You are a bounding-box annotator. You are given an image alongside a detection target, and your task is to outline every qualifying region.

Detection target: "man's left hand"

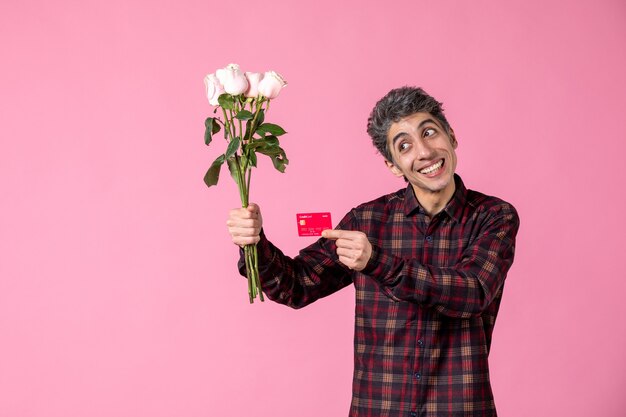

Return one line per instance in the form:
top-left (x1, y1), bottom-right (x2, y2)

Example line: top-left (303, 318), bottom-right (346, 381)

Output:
top-left (322, 229), bottom-right (372, 271)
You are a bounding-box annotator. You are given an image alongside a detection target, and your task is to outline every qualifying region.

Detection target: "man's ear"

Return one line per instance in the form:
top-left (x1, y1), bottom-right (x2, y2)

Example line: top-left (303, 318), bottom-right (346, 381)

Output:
top-left (385, 159), bottom-right (404, 178)
top-left (449, 129), bottom-right (458, 149)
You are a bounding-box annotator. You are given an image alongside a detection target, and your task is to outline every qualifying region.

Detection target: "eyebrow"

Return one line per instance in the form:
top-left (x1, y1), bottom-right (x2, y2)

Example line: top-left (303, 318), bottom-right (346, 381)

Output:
top-left (391, 118), bottom-right (438, 146)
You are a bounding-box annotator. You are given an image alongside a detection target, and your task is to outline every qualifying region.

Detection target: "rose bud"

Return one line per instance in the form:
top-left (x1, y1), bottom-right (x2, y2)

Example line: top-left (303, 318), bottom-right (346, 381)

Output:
top-left (204, 73), bottom-right (225, 106)
top-left (244, 72), bottom-right (264, 98)
top-left (257, 71), bottom-right (287, 99)
top-left (215, 63), bottom-right (249, 96)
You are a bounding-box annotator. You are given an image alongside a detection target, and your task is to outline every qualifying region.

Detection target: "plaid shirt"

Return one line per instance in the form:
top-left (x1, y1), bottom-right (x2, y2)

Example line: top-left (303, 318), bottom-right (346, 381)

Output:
top-left (245, 175), bottom-right (519, 417)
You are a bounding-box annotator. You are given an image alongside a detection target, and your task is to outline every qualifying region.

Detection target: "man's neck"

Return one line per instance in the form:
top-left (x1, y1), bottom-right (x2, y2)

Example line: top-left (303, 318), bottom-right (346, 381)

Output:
top-left (413, 183), bottom-right (456, 218)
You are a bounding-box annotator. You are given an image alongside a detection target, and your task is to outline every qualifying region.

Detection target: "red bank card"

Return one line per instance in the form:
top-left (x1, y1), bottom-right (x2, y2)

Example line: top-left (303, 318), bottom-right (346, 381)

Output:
top-left (296, 212), bottom-right (332, 237)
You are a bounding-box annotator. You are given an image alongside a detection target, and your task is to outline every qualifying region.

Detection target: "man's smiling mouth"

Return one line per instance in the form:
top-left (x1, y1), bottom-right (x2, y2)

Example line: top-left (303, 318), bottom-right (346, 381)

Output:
top-left (419, 159), bottom-right (444, 174)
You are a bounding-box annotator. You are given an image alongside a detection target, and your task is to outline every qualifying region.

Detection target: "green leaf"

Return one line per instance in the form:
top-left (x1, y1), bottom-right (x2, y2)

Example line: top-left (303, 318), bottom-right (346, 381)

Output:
top-left (247, 149), bottom-right (257, 167)
top-left (217, 94), bottom-right (235, 110)
top-left (247, 136), bottom-right (278, 150)
top-left (246, 140), bottom-right (261, 149)
top-left (225, 137), bottom-right (241, 159)
top-left (256, 108), bottom-right (265, 126)
top-left (256, 123), bottom-right (286, 137)
top-left (260, 146), bottom-right (289, 173)
top-left (244, 109), bottom-right (265, 140)
top-left (239, 142), bottom-right (258, 169)
top-left (240, 153), bottom-right (251, 171)
top-left (257, 145), bottom-right (281, 156)
top-left (264, 135), bottom-right (279, 147)
top-left (244, 119), bottom-right (252, 141)
top-left (204, 117), bottom-right (221, 146)
top-left (226, 157), bottom-right (242, 184)
top-left (270, 153), bottom-right (288, 173)
top-left (256, 137), bottom-right (282, 156)
top-left (235, 110), bottom-right (254, 121)
top-left (203, 154), bottom-right (225, 188)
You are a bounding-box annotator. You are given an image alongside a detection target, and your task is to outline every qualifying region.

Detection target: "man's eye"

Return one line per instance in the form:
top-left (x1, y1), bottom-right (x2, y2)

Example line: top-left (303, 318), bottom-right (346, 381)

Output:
top-left (424, 128), bottom-right (436, 138)
top-left (399, 142), bottom-right (410, 152)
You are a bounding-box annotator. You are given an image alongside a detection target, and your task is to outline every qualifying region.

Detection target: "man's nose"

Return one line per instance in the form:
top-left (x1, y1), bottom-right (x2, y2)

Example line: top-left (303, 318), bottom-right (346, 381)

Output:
top-left (414, 138), bottom-right (435, 159)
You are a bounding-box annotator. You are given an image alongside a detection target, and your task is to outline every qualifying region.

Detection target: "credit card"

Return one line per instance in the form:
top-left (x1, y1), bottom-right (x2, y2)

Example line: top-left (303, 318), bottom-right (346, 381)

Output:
top-left (296, 212), bottom-right (332, 236)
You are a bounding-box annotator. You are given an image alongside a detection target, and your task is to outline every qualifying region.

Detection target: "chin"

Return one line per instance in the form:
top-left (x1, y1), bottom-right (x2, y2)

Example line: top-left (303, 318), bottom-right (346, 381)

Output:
top-left (420, 175), bottom-right (453, 193)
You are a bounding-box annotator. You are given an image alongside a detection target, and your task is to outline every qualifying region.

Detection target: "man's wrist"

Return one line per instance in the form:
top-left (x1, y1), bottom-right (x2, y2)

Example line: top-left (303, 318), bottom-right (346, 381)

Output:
top-left (361, 244), bottom-right (382, 275)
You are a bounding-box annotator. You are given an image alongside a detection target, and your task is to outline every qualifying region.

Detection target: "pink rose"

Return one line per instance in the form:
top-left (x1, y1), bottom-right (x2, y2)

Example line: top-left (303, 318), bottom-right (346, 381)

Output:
top-left (215, 63), bottom-right (249, 96)
top-left (204, 73), bottom-right (225, 106)
top-left (244, 72), bottom-right (264, 98)
top-left (257, 71), bottom-right (287, 99)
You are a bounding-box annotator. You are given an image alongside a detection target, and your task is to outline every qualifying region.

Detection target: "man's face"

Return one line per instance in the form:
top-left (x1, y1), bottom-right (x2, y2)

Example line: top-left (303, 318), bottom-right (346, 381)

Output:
top-left (385, 112), bottom-right (458, 202)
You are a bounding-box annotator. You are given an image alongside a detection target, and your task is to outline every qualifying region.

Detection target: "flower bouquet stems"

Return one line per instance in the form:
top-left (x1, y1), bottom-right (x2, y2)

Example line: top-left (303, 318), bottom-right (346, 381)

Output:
top-left (203, 64), bottom-right (288, 303)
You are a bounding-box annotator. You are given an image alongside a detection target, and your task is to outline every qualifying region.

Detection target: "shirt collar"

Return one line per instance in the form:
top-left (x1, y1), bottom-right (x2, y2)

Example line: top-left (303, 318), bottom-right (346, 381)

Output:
top-left (404, 174), bottom-right (468, 222)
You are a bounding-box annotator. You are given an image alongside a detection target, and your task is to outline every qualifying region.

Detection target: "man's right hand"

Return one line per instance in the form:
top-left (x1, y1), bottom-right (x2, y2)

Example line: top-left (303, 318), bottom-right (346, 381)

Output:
top-left (226, 203), bottom-right (263, 247)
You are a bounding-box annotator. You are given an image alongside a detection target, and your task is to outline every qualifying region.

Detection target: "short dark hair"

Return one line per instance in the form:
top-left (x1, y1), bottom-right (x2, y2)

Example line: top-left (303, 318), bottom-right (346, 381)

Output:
top-left (367, 86), bottom-right (451, 162)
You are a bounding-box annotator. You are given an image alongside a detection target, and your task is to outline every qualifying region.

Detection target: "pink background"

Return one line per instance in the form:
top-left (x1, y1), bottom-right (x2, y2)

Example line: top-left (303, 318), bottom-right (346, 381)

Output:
top-left (1, 0), bottom-right (625, 416)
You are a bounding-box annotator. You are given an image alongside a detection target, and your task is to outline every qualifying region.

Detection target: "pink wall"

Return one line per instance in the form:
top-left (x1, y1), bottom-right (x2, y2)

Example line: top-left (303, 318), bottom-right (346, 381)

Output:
top-left (1, 0), bottom-right (625, 416)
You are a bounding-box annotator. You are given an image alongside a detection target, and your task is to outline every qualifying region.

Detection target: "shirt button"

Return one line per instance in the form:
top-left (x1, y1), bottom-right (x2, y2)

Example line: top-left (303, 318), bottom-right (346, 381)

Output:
top-left (417, 339), bottom-right (423, 346)
top-left (425, 236), bottom-right (432, 242)
top-left (414, 372), bottom-right (421, 380)
top-left (410, 412), bottom-right (417, 417)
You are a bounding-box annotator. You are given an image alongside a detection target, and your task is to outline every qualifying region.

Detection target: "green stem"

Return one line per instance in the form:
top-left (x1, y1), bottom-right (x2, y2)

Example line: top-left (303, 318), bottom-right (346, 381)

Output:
top-left (236, 99), bottom-right (244, 144)
top-left (228, 107), bottom-right (237, 139)
top-left (234, 154), bottom-right (247, 206)
top-left (245, 246), bottom-right (254, 303)
top-left (254, 246), bottom-right (263, 301)
top-left (246, 168), bottom-right (252, 202)
top-left (246, 99), bottom-right (265, 142)
top-left (221, 107), bottom-right (235, 142)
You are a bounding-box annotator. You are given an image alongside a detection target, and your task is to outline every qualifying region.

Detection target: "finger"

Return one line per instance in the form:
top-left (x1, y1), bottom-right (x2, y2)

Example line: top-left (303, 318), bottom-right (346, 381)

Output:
top-left (337, 255), bottom-right (354, 270)
top-left (246, 203), bottom-right (261, 215)
top-left (226, 217), bottom-right (260, 228)
top-left (228, 226), bottom-right (261, 237)
top-left (229, 208), bottom-right (257, 221)
top-left (232, 235), bottom-right (261, 246)
top-left (335, 247), bottom-right (354, 258)
top-left (334, 238), bottom-right (363, 250)
top-left (322, 229), bottom-right (359, 240)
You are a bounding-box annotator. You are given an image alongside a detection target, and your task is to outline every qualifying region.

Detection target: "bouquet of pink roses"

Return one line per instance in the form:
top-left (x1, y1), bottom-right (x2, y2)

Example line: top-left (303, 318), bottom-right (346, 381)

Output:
top-left (203, 63), bottom-right (288, 303)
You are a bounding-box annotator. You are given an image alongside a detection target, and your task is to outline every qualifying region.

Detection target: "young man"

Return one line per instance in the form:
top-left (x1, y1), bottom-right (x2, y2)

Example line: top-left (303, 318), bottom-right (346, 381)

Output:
top-left (226, 87), bottom-right (520, 417)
